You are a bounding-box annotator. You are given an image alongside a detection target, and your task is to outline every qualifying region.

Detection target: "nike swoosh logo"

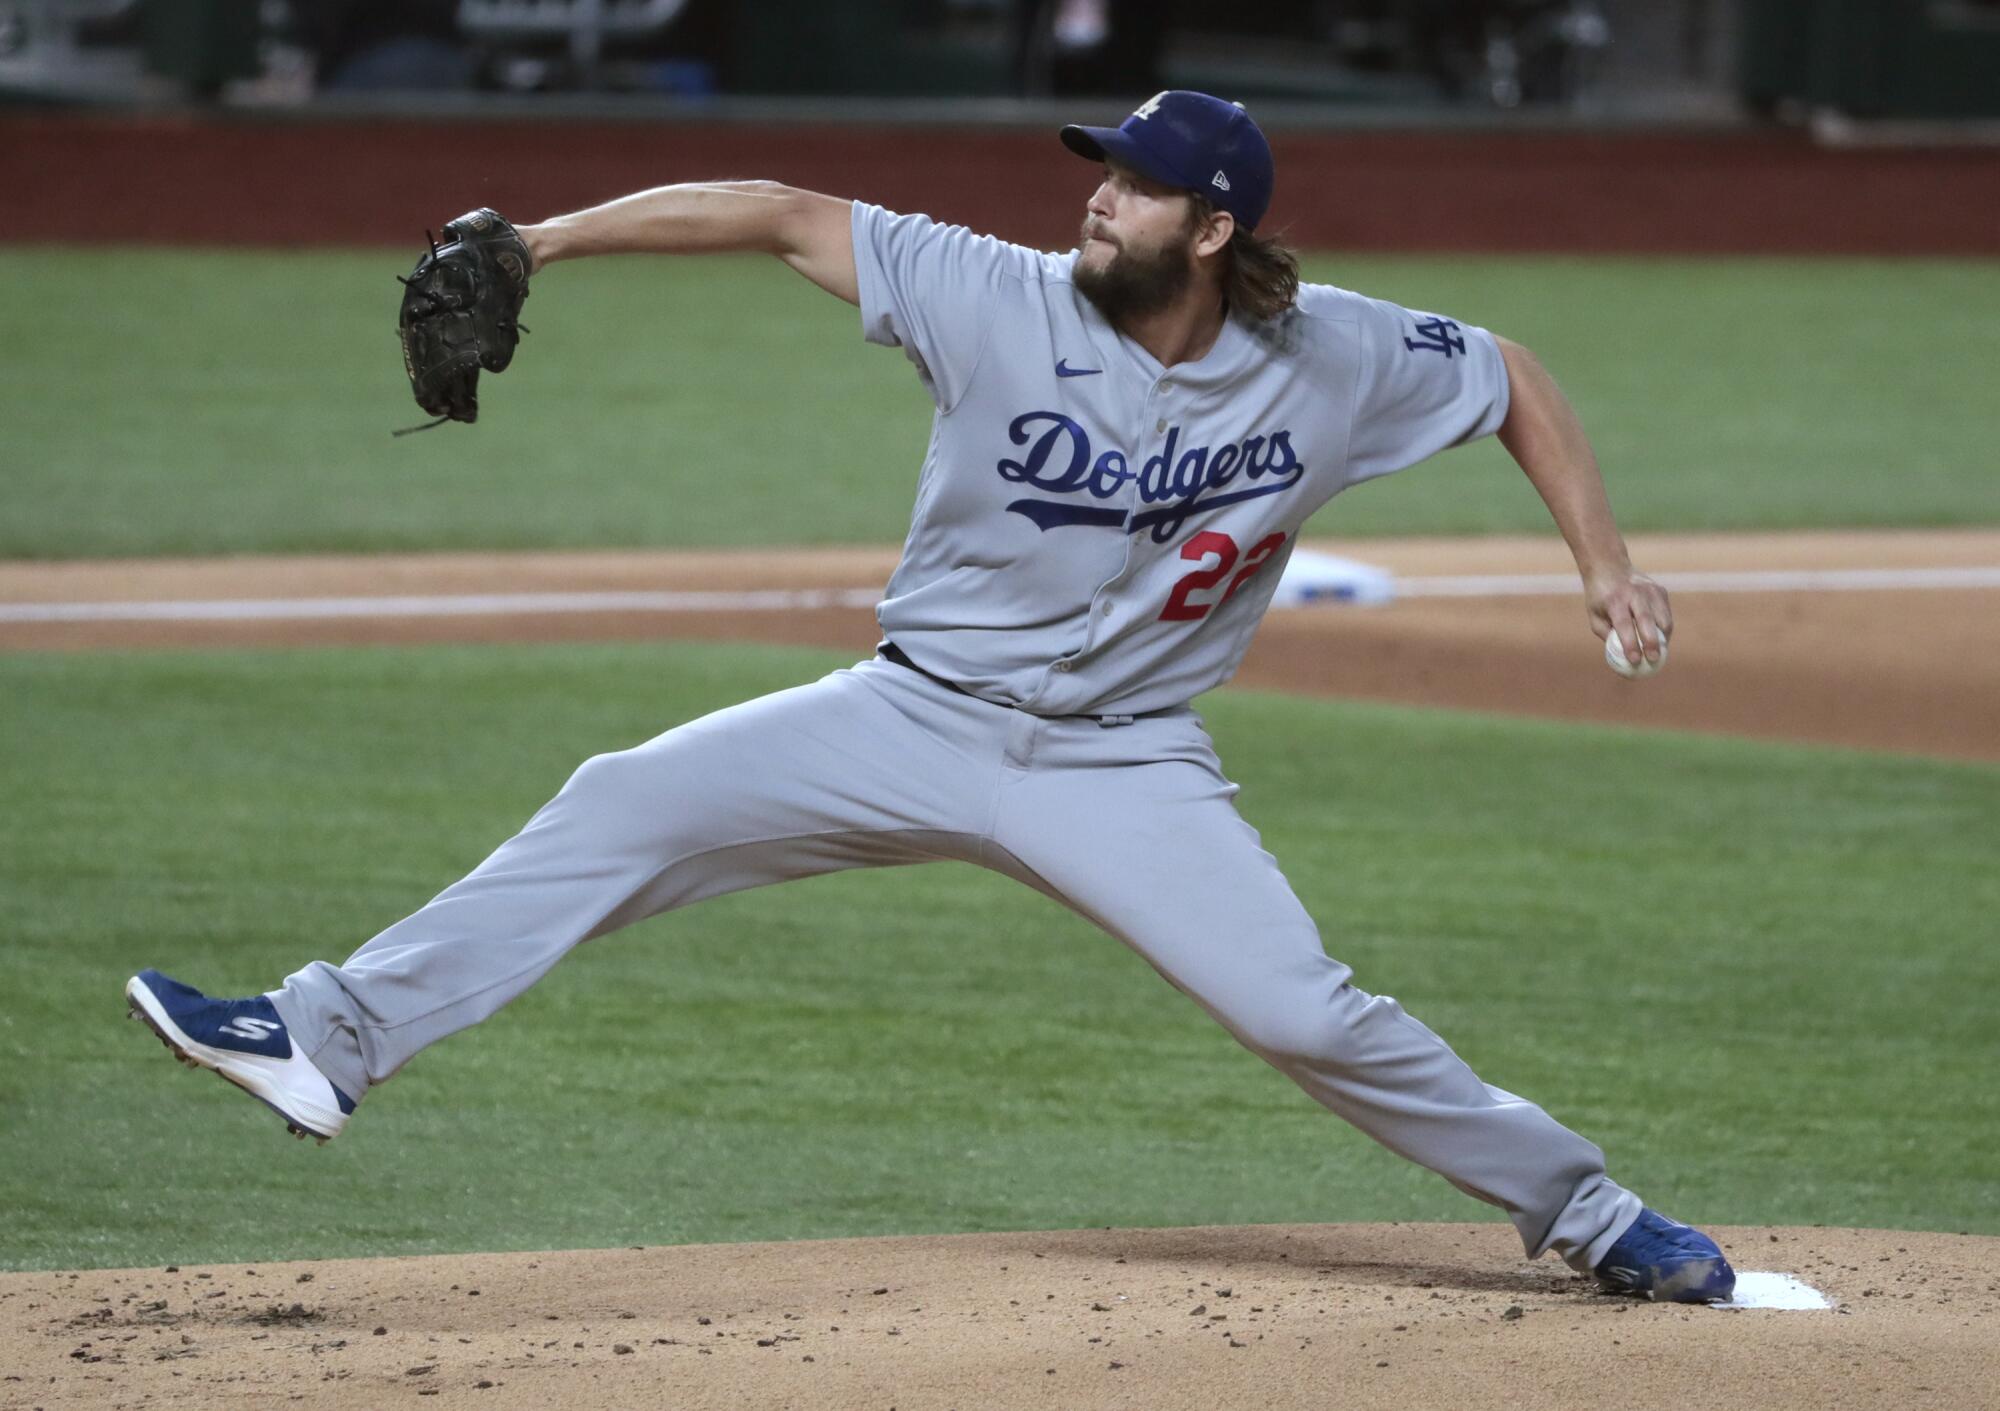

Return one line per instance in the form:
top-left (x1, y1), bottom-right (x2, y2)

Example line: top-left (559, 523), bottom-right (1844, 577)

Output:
top-left (1055, 360), bottom-right (1102, 378)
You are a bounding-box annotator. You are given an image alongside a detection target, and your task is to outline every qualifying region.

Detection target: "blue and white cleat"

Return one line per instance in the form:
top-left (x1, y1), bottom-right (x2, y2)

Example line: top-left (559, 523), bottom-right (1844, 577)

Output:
top-left (125, 969), bottom-right (356, 1144)
top-left (1594, 1208), bottom-right (1736, 1303)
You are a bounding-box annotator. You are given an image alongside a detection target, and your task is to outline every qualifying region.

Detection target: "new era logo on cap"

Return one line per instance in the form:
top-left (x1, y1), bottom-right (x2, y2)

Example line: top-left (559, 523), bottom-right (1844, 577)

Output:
top-left (1058, 89), bottom-right (1275, 232)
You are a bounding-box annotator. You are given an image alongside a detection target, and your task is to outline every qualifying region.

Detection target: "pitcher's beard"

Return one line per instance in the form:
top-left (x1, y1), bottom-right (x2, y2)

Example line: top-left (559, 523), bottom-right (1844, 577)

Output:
top-left (1073, 227), bottom-right (1196, 323)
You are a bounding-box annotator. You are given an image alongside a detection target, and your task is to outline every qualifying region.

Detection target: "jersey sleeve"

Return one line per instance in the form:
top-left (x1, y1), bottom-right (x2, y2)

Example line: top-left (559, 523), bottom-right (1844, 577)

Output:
top-left (851, 201), bottom-right (1022, 412)
top-left (1343, 295), bottom-right (1512, 484)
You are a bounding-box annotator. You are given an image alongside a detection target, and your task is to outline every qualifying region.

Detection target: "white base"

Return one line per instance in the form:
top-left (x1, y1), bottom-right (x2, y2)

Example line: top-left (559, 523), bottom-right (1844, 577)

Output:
top-left (1270, 549), bottom-right (1395, 607)
top-left (1710, 1271), bottom-right (1832, 1310)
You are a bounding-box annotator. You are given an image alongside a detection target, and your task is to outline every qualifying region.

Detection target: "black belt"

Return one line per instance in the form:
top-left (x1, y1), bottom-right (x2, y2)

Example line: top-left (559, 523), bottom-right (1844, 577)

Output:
top-left (880, 641), bottom-right (971, 697)
top-left (877, 641), bottom-right (1139, 727)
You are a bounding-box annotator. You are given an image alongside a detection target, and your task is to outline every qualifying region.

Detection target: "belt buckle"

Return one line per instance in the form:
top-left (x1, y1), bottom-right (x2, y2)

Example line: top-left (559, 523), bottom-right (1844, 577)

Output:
top-left (1095, 714), bottom-right (1137, 728)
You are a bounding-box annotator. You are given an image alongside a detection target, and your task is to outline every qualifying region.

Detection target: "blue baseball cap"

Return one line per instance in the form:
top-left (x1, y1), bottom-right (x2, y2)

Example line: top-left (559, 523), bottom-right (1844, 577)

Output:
top-left (1060, 90), bottom-right (1275, 232)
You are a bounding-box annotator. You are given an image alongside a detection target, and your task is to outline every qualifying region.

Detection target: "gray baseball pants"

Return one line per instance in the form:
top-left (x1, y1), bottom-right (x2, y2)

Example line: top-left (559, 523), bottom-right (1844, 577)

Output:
top-left (272, 655), bottom-right (1640, 1271)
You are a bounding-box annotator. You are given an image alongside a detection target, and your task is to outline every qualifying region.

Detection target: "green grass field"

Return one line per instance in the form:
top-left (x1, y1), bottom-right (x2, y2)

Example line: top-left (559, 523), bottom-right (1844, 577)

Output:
top-left (3, 640), bottom-right (1994, 1272)
top-left (3, 243), bottom-right (1995, 1276)
top-left (1, 248), bottom-right (1994, 557)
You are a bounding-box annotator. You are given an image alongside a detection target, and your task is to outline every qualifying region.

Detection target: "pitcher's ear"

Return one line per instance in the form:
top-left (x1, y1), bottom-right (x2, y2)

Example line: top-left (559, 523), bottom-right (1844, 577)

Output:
top-left (1197, 208), bottom-right (1236, 258)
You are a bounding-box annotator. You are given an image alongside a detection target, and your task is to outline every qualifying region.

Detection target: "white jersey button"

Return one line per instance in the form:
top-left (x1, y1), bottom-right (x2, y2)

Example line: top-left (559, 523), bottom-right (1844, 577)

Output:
top-left (1100, 601), bottom-right (1113, 615)
top-left (1155, 418), bottom-right (1168, 433)
top-left (1054, 659), bottom-right (1073, 672)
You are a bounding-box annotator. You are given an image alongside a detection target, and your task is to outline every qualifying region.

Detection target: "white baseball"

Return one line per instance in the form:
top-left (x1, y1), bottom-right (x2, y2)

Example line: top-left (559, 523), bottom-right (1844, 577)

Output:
top-left (1604, 630), bottom-right (1667, 678)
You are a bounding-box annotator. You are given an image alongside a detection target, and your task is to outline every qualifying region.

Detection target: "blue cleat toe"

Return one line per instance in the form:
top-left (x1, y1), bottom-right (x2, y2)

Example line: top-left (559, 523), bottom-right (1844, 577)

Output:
top-left (1594, 1208), bottom-right (1736, 1303)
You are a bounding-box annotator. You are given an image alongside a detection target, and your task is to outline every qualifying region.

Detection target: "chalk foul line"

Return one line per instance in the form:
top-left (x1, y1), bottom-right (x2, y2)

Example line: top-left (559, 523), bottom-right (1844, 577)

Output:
top-left (1390, 566), bottom-right (2000, 597)
top-left (1, 567), bottom-right (1996, 625)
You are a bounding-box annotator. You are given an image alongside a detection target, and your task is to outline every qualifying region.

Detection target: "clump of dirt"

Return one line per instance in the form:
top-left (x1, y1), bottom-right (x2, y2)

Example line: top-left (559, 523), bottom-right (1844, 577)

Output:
top-left (247, 1301), bottom-right (322, 1326)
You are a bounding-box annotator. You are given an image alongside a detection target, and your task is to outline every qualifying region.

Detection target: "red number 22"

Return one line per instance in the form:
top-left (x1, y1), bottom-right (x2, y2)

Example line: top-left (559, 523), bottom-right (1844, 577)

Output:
top-left (1159, 531), bottom-right (1287, 622)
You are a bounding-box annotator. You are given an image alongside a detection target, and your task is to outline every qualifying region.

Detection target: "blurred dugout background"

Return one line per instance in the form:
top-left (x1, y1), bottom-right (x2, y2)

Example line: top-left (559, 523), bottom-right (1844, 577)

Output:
top-left (3, 0), bottom-right (1998, 126)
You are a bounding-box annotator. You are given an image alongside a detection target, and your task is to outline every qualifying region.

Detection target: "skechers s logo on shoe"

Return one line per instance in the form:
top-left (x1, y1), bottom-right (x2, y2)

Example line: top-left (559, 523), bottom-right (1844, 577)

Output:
top-left (219, 1017), bottom-right (281, 1041)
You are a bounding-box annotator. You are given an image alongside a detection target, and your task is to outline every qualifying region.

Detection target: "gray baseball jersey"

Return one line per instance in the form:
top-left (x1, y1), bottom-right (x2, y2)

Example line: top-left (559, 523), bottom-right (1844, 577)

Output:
top-left (271, 201), bottom-right (1641, 1275)
top-left (854, 201), bottom-right (1509, 714)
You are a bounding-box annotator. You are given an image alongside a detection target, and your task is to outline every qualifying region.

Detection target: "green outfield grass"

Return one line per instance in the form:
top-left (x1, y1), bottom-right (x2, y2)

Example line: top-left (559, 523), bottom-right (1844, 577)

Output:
top-left (1, 640), bottom-right (1994, 1272)
top-left (0, 248), bottom-right (1993, 558)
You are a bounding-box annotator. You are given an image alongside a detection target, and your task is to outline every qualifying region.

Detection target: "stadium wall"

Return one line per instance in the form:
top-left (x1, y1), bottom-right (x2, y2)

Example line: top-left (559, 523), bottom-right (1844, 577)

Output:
top-left (4, 113), bottom-right (1997, 254)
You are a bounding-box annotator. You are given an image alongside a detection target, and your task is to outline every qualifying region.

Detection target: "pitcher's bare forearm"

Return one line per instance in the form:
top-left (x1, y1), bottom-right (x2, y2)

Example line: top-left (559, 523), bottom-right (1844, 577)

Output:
top-left (518, 182), bottom-right (860, 303)
top-left (1495, 336), bottom-right (1630, 580)
top-left (1496, 336), bottom-right (1671, 661)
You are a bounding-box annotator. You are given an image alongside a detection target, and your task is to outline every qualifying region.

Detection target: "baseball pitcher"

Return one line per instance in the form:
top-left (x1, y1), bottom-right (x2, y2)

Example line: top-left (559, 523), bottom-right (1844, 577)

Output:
top-left (128, 92), bottom-right (1726, 1302)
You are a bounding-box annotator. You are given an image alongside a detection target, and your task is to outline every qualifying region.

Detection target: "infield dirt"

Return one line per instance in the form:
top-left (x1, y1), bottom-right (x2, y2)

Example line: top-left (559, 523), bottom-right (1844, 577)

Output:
top-left (6, 1223), bottom-right (1997, 1411)
top-left (4, 529), bottom-right (1996, 760)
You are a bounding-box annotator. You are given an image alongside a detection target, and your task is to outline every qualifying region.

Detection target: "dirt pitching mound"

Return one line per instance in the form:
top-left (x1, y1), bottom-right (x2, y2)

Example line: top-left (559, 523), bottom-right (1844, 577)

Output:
top-left (7, 1222), bottom-right (1994, 1411)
